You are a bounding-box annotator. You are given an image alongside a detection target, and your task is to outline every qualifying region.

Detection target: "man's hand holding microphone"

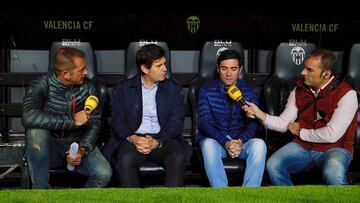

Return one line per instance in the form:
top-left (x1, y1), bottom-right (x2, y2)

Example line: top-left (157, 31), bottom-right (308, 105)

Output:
top-left (74, 95), bottom-right (99, 127)
top-left (242, 102), bottom-right (266, 122)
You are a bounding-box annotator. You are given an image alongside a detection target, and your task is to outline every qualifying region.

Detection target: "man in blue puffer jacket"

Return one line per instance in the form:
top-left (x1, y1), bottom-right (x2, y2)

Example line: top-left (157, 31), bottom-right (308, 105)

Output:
top-left (196, 49), bottom-right (266, 187)
top-left (22, 47), bottom-right (112, 189)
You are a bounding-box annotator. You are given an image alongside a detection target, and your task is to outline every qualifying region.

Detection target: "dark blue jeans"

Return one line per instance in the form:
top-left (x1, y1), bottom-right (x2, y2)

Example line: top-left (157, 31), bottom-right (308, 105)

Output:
top-left (266, 142), bottom-right (352, 185)
top-left (26, 128), bottom-right (112, 189)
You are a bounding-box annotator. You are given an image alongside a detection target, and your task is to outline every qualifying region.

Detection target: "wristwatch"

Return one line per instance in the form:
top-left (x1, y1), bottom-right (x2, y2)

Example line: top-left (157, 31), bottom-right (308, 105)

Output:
top-left (156, 139), bottom-right (163, 149)
top-left (78, 147), bottom-right (88, 158)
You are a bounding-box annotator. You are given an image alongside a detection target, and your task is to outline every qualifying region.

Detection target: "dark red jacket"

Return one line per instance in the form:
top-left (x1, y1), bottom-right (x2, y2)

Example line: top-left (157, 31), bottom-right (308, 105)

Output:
top-left (294, 78), bottom-right (357, 155)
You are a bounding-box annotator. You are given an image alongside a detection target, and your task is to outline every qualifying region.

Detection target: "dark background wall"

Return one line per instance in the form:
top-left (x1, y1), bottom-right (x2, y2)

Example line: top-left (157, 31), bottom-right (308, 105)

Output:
top-left (2, 4), bottom-right (360, 131)
top-left (2, 5), bottom-right (360, 48)
top-left (2, 5), bottom-right (360, 72)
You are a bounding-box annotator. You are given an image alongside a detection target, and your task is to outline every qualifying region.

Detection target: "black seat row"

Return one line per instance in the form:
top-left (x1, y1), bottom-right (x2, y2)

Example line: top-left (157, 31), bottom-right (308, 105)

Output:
top-left (20, 41), bottom-right (360, 188)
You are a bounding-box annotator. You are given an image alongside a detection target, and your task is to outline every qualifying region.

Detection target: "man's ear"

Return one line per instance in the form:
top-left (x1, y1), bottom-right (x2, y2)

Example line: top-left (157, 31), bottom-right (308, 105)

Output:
top-left (140, 64), bottom-right (149, 74)
top-left (62, 70), bottom-right (70, 80)
top-left (322, 70), bottom-right (331, 79)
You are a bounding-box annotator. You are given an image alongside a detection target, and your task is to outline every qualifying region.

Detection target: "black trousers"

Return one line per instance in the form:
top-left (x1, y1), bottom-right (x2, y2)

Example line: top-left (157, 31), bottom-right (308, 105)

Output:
top-left (115, 139), bottom-right (186, 187)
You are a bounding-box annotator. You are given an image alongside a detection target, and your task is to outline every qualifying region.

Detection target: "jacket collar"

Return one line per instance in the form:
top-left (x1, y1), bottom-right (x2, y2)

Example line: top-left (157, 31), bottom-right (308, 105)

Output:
top-left (296, 76), bottom-right (340, 96)
top-left (130, 74), bottom-right (166, 90)
top-left (216, 78), bottom-right (245, 93)
top-left (48, 68), bottom-right (83, 92)
top-left (48, 69), bottom-right (71, 90)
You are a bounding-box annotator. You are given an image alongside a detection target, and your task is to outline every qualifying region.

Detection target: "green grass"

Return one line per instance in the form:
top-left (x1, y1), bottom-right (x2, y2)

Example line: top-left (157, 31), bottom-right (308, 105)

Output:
top-left (1, 186), bottom-right (360, 202)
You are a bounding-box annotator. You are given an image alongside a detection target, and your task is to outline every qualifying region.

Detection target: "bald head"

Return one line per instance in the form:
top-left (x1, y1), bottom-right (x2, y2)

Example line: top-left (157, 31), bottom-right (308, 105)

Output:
top-left (53, 47), bottom-right (86, 75)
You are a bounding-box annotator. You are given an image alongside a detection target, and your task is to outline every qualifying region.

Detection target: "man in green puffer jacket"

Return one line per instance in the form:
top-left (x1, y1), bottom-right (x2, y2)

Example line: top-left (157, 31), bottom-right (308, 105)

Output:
top-left (22, 47), bottom-right (112, 189)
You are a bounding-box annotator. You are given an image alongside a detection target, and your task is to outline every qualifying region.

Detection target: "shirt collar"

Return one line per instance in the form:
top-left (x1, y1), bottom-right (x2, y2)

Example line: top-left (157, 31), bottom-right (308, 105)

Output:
top-left (310, 76), bottom-right (335, 95)
top-left (141, 75), bottom-right (158, 90)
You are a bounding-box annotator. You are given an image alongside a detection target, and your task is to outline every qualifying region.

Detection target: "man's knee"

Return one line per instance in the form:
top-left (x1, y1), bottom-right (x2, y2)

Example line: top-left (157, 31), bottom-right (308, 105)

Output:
top-left (323, 160), bottom-right (348, 185)
top-left (200, 138), bottom-right (220, 158)
top-left (116, 151), bottom-right (139, 170)
top-left (26, 129), bottom-right (50, 153)
top-left (87, 155), bottom-right (113, 187)
top-left (266, 155), bottom-right (281, 173)
top-left (166, 141), bottom-right (186, 166)
top-left (201, 139), bottom-right (218, 150)
top-left (95, 166), bottom-right (112, 183)
top-left (248, 138), bottom-right (267, 157)
top-left (168, 151), bottom-right (186, 166)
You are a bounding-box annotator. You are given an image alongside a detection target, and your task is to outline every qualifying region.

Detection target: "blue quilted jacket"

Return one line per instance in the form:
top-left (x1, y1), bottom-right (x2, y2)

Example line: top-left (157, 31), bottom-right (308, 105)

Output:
top-left (196, 79), bottom-right (261, 145)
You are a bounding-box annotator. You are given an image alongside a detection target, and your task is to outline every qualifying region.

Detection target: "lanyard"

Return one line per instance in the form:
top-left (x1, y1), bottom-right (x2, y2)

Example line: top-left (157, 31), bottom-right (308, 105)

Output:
top-left (72, 95), bottom-right (76, 118)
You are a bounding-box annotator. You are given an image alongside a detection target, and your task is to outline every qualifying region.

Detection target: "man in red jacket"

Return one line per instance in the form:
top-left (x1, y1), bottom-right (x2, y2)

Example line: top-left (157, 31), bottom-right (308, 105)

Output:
top-left (244, 49), bottom-right (358, 185)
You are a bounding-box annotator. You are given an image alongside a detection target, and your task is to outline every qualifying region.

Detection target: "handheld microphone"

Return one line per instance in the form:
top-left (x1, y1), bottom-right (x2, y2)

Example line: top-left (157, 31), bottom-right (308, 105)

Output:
top-left (84, 95), bottom-right (99, 113)
top-left (227, 85), bottom-right (247, 107)
top-left (67, 142), bottom-right (79, 171)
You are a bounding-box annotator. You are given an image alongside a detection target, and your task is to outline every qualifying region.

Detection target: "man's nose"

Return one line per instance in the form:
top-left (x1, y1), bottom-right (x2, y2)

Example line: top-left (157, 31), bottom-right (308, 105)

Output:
top-left (300, 68), bottom-right (306, 76)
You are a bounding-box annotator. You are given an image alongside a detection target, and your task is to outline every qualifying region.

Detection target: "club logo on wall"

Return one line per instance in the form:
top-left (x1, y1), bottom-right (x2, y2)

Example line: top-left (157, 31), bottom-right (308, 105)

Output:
top-left (290, 46), bottom-right (306, 66)
top-left (61, 39), bottom-right (81, 46)
top-left (214, 40), bottom-right (232, 47)
top-left (186, 16), bottom-right (200, 34)
top-left (216, 47), bottom-right (229, 57)
top-left (139, 40), bottom-right (158, 47)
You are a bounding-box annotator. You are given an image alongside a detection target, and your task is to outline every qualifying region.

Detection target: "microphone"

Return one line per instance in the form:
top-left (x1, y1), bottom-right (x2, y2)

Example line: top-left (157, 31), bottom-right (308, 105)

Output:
top-left (227, 85), bottom-right (247, 107)
top-left (84, 95), bottom-right (99, 113)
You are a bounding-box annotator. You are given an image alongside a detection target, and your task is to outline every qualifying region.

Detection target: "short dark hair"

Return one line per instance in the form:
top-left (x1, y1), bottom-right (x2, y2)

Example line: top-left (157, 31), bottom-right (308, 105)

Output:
top-left (306, 48), bottom-right (337, 75)
top-left (53, 47), bottom-right (85, 75)
top-left (136, 44), bottom-right (165, 75)
top-left (217, 49), bottom-right (243, 67)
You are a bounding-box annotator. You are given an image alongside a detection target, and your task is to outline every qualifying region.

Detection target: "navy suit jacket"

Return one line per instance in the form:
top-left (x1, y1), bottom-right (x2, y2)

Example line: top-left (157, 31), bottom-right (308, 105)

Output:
top-left (104, 75), bottom-right (192, 161)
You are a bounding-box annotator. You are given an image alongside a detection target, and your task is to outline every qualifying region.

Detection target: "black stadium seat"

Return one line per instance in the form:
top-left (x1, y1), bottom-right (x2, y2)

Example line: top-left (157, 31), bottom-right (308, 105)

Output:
top-left (262, 42), bottom-right (331, 185)
top-left (264, 42), bottom-right (316, 152)
top-left (50, 42), bottom-right (109, 102)
top-left (49, 42), bottom-right (110, 147)
top-left (107, 41), bottom-right (175, 179)
top-left (188, 41), bottom-right (248, 185)
top-left (23, 42), bottom-right (109, 188)
top-left (344, 44), bottom-right (360, 177)
top-left (264, 42), bottom-right (317, 116)
top-left (49, 42), bottom-right (97, 79)
top-left (124, 41), bottom-right (172, 79)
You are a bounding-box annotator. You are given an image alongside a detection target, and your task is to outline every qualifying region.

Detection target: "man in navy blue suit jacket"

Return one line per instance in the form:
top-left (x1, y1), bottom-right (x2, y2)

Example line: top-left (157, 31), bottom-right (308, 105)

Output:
top-left (105, 44), bottom-right (191, 187)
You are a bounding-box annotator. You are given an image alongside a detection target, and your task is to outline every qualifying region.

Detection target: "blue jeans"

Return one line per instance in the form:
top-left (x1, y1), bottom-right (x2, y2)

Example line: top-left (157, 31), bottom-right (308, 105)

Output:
top-left (200, 138), bottom-right (267, 187)
top-left (266, 141), bottom-right (353, 186)
top-left (26, 128), bottom-right (112, 189)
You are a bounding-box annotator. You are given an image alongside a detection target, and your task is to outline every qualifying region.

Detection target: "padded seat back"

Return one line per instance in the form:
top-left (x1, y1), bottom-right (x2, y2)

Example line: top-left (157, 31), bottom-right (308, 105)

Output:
top-left (188, 41), bottom-right (246, 176)
top-left (344, 44), bottom-right (360, 170)
top-left (264, 42), bottom-right (316, 116)
top-left (49, 42), bottom-right (97, 79)
top-left (125, 41), bottom-right (172, 79)
top-left (189, 41), bottom-right (246, 137)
